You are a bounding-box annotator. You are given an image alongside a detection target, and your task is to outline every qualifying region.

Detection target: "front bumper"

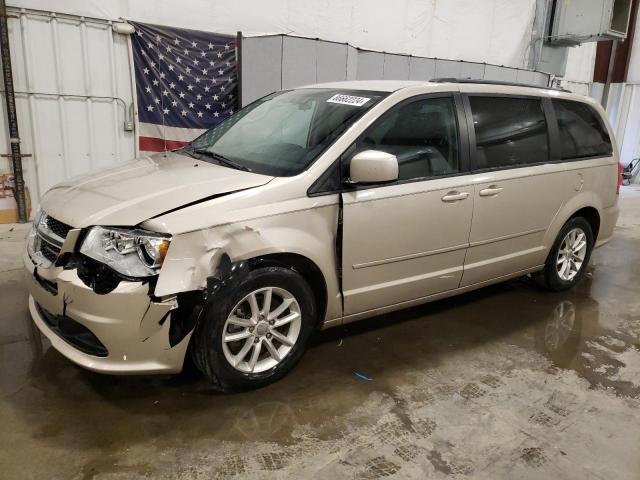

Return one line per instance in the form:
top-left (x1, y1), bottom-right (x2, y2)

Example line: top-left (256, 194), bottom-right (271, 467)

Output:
top-left (24, 249), bottom-right (191, 374)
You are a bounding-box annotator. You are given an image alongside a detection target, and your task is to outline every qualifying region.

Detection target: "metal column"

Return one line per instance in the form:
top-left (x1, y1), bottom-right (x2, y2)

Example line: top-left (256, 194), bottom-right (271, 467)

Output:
top-left (0, 0), bottom-right (27, 222)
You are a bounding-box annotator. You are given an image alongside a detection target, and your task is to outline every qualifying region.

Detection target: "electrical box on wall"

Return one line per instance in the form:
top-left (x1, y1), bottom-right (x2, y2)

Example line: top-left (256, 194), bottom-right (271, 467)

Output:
top-left (549, 0), bottom-right (632, 45)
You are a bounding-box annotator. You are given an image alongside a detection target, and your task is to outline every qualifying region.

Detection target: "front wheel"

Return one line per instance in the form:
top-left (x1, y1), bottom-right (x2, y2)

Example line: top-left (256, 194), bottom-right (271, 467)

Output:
top-left (191, 266), bottom-right (316, 392)
top-left (534, 217), bottom-right (594, 291)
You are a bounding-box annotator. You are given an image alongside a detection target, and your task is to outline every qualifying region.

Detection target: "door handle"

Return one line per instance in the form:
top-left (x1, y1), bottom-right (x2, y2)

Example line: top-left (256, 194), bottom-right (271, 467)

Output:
top-left (441, 191), bottom-right (470, 202)
top-left (479, 185), bottom-right (503, 197)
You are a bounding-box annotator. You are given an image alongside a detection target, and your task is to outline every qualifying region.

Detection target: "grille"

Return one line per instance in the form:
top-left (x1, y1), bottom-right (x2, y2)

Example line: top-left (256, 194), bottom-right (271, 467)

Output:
top-left (32, 213), bottom-right (73, 267)
top-left (40, 241), bottom-right (60, 262)
top-left (44, 215), bottom-right (72, 240)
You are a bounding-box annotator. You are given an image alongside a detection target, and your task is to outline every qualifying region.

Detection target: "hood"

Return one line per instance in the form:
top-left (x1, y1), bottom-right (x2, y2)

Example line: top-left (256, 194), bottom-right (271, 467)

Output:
top-left (39, 152), bottom-right (274, 227)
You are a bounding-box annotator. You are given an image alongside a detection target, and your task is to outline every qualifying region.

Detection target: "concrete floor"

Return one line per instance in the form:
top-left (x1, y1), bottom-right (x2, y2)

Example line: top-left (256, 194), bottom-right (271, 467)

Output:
top-left (1, 187), bottom-right (640, 480)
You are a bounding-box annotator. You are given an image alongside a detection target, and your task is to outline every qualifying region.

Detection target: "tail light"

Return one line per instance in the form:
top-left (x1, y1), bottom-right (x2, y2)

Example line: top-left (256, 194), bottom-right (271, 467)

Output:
top-left (617, 162), bottom-right (623, 194)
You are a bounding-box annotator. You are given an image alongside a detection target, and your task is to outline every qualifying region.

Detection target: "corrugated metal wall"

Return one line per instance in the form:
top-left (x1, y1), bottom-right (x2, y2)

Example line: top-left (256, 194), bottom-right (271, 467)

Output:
top-left (0, 8), bottom-right (135, 209)
top-left (240, 35), bottom-right (551, 106)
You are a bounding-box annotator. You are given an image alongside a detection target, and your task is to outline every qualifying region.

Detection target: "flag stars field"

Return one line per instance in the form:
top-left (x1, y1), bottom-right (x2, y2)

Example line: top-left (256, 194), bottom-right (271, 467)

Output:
top-left (132, 22), bottom-right (238, 151)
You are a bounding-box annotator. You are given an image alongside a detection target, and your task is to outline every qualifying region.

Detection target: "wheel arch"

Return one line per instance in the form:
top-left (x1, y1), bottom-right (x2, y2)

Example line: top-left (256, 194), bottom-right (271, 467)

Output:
top-left (245, 252), bottom-right (328, 326)
top-left (543, 192), bottom-right (603, 252)
top-left (568, 206), bottom-right (600, 241)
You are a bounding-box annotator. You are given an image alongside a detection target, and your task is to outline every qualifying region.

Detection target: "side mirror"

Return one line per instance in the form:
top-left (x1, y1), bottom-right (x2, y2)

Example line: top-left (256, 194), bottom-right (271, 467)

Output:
top-left (348, 150), bottom-right (399, 185)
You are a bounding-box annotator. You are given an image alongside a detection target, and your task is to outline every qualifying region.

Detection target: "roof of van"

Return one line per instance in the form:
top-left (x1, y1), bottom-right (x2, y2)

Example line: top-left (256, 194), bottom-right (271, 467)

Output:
top-left (298, 79), bottom-right (589, 102)
top-left (300, 80), bottom-right (429, 92)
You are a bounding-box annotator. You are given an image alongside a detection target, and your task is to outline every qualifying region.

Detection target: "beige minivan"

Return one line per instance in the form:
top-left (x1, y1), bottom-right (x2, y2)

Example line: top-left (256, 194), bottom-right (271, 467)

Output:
top-left (25, 79), bottom-right (620, 391)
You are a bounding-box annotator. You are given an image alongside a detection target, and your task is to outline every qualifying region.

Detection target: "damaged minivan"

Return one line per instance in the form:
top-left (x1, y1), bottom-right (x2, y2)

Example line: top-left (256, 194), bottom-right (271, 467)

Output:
top-left (25, 80), bottom-right (620, 391)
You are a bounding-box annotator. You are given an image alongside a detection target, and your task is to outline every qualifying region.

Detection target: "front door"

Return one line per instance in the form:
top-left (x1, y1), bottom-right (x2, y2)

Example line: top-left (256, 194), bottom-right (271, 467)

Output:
top-left (341, 94), bottom-right (474, 315)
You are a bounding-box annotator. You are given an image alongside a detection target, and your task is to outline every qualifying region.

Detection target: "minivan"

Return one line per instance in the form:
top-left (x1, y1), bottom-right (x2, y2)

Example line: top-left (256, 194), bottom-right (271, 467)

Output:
top-left (25, 79), bottom-right (620, 391)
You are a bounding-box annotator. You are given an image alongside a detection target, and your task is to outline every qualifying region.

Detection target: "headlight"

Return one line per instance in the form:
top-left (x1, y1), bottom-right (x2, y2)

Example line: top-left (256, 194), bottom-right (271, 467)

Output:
top-left (80, 227), bottom-right (171, 278)
top-left (27, 208), bottom-right (44, 256)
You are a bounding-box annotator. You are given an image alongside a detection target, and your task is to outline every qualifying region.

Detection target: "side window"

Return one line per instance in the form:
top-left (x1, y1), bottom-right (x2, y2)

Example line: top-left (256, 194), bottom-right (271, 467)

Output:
top-left (552, 99), bottom-right (612, 160)
top-left (354, 96), bottom-right (460, 181)
top-left (469, 96), bottom-right (549, 169)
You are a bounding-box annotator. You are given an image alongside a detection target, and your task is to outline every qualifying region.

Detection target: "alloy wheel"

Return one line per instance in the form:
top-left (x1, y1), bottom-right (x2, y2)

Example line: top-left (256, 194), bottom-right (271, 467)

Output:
top-left (221, 287), bottom-right (302, 373)
top-left (556, 227), bottom-right (587, 281)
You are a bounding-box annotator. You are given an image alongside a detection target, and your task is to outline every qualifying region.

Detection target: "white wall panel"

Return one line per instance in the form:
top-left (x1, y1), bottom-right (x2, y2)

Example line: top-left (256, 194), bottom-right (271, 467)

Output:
top-left (92, 100), bottom-right (120, 170)
top-left (627, 9), bottom-right (640, 82)
top-left (317, 42), bottom-right (348, 83)
top-left (434, 59), bottom-right (463, 78)
top-left (433, 59), bottom-right (487, 80)
top-left (617, 85), bottom-right (640, 167)
top-left (242, 35), bottom-right (551, 106)
top-left (346, 45), bottom-right (358, 80)
top-left (240, 36), bottom-right (283, 105)
top-left (62, 99), bottom-right (89, 178)
top-left (605, 83), bottom-right (624, 127)
top-left (590, 82), bottom-right (605, 103)
top-left (600, 83), bottom-right (640, 167)
top-left (382, 54), bottom-right (409, 80)
top-left (484, 65), bottom-right (518, 82)
top-left (458, 63), bottom-right (485, 80)
top-left (408, 57), bottom-right (435, 80)
top-left (563, 42), bottom-right (597, 83)
top-left (24, 16), bottom-right (56, 92)
top-left (516, 69), bottom-right (548, 86)
top-left (0, 9), bottom-right (136, 208)
top-left (32, 97), bottom-right (65, 187)
top-left (357, 51), bottom-right (384, 80)
top-left (85, 23), bottom-right (114, 97)
top-left (57, 19), bottom-right (86, 93)
top-left (562, 80), bottom-right (591, 96)
top-left (282, 36), bottom-right (317, 89)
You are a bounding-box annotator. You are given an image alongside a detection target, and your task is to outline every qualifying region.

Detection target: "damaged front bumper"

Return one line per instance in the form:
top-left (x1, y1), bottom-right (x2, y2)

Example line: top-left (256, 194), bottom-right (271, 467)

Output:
top-left (23, 248), bottom-right (192, 374)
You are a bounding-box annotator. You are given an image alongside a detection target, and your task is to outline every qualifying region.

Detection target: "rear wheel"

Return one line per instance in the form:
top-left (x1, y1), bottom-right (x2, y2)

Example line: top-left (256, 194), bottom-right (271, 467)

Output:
top-left (191, 266), bottom-right (316, 392)
top-left (534, 217), bottom-right (594, 291)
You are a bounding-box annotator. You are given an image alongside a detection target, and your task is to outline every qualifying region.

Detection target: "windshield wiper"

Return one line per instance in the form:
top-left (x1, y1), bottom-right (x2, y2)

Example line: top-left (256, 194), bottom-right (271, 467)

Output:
top-left (177, 147), bottom-right (199, 159)
top-left (192, 148), bottom-right (251, 172)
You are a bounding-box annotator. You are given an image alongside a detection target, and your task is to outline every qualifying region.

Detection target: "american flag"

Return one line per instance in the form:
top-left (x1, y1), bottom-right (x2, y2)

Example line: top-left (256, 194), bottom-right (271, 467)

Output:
top-left (130, 22), bottom-right (238, 152)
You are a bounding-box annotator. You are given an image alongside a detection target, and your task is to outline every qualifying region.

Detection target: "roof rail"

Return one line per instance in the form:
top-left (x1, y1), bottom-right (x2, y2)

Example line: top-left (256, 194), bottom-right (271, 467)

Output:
top-left (429, 77), bottom-right (570, 93)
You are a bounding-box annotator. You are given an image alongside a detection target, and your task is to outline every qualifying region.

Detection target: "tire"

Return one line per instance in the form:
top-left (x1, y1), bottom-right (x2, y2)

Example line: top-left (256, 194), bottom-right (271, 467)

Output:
top-left (191, 266), bottom-right (316, 392)
top-left (534, 217), bottom-right (594, 292)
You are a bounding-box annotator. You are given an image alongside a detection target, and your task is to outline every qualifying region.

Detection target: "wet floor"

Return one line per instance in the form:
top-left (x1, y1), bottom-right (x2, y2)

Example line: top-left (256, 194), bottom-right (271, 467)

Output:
top-left (1, 188), bottom-right (640, 479)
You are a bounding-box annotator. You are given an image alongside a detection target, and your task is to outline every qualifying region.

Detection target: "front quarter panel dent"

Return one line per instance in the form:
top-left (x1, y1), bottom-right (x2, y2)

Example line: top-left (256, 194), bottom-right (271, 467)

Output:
top-left (155, 229), bottom-right (230, 298)
top-left (153, 209), bottom-right (340, 321)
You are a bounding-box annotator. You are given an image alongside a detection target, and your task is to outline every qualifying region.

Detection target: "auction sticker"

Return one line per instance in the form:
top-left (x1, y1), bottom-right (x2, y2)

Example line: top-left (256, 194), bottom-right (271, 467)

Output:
top-left (327, 94), bottom-right (371, 107)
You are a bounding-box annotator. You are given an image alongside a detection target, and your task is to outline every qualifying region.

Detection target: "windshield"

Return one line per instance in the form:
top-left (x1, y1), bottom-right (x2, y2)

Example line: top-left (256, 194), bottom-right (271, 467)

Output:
top-left (187, 88), bottom-right (386, 176)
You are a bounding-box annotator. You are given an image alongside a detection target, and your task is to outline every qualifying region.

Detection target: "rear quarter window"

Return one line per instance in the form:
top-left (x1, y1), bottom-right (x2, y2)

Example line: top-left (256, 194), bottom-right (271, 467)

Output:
top-left (552, 99), bottom-right (612, 160)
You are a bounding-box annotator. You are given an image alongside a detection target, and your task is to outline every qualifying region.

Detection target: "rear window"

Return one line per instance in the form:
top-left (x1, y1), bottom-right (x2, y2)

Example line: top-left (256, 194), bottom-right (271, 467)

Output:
top-left (552, 99), bottom-right (612, 160)
top-left (469, 96), bottom-right (549, 169)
